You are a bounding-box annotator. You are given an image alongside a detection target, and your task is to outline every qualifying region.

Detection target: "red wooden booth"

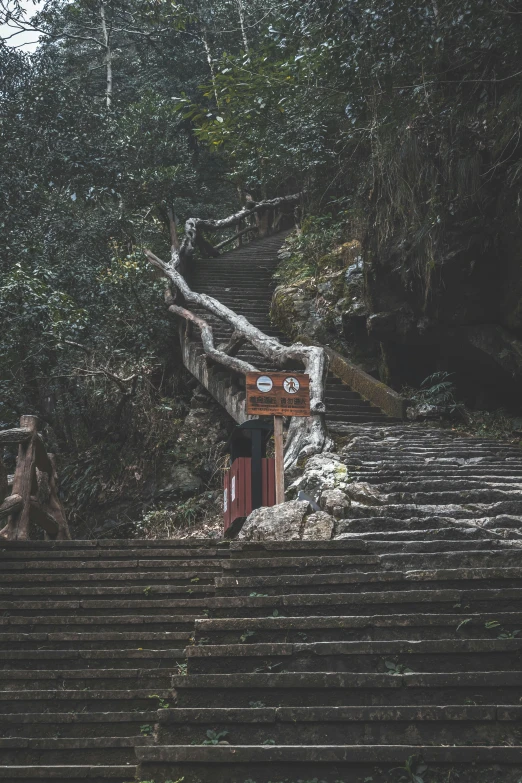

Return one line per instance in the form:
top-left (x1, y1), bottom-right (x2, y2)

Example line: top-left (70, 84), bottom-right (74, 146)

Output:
top-left (223, 421), bottom-right (276, 536)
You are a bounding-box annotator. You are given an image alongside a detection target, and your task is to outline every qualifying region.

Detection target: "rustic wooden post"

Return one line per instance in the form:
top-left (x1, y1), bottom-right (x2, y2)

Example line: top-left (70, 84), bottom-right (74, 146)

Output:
top-left (273, 415), bottom-right (285, 505)
top-left (8, 415), bottom-right (38, 540)
top-left (237, 218), bottom-right (243, 247)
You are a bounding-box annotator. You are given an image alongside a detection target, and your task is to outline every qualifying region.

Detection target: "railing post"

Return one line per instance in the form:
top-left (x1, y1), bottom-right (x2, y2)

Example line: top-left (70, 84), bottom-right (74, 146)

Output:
top-left (8, 415), bottom-right (38, 540)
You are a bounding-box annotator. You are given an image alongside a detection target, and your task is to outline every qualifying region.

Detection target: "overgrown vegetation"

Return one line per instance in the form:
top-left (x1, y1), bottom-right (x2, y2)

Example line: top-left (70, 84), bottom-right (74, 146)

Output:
top-left (1, 0), bottom-right (521, 533)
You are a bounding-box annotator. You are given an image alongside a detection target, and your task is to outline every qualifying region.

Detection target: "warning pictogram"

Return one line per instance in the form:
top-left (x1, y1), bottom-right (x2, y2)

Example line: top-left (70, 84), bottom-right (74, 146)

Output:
top-left (283, 376), bottom-right (300, 394)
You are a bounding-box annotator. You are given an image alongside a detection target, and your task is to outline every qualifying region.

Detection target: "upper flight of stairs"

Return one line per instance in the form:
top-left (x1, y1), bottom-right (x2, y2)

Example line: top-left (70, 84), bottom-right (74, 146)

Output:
top-left (187, 232), bottom-right (393, 426)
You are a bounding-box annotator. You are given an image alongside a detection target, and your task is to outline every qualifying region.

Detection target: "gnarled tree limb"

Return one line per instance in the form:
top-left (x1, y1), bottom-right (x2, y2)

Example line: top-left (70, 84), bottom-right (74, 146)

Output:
top-left (144, 193), bottom-right (333, 467)
top-left (168, 305), bottom-right (257, 376)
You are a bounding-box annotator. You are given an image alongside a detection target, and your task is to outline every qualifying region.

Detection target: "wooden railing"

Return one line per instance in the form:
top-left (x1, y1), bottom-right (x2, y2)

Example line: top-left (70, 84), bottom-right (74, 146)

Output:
top-left (196, 196), bottom-right (296, 258)
top-left (0, 416), bottom-right (70, 541)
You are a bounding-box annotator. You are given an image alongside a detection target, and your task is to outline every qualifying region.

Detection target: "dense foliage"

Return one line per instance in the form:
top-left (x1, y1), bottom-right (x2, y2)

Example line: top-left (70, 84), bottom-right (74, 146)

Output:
top-left (1, 0), bottom-right (521, 528)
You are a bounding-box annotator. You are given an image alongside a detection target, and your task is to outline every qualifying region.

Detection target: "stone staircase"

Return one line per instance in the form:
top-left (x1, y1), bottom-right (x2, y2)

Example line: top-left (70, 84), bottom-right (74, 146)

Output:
top-left (134, 425), bottom-right (522, 782)
top-left (0, 539), bottom-right (228, 781)
top-left (186, 232), bottom-right (394, 426)
top-left (2, 426), bottom-right (522, 780)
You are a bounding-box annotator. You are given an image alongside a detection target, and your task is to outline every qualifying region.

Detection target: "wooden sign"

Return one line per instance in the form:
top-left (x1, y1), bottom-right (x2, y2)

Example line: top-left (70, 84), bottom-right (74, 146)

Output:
top-left (246, 372), bottom-right (310, 417)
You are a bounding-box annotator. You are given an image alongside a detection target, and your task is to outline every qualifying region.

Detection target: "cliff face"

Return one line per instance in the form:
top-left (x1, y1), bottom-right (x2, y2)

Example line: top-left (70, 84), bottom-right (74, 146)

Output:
top-left (272, 224), bottom-right (522, 413)
top-left (365, 220), bottom-right (522, 409)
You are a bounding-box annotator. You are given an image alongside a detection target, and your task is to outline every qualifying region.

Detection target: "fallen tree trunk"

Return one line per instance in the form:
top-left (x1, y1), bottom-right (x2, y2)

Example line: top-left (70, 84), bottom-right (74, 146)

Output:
top-left (144, 194), bottom-right (333, 467)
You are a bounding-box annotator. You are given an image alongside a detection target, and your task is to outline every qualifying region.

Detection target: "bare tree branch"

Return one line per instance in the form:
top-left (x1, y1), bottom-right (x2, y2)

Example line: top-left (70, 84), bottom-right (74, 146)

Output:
top-left (144, 192), bottom-right (332, 467)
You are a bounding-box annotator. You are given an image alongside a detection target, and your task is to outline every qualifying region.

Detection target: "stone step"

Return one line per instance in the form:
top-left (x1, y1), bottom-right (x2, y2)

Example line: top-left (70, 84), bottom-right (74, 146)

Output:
top-left (0, 736), bottom-right (152, 765)
top-left (155, 704), bottom-right (522, 746)
top-left (0, 559), bottom-right (224, 571)
top-left (223, 554), bottom-right (381, 574)
top-left (0, 584), bottom-right (215, 598)
top-left (336, 516), bottom-right (522, 535)
top-left (135, 742), bottom-right (522, 783)
top-left (349, 489), bottom-right (522, 504)
top-left (0, 539), bottom-right (225, 550)
top-left (171, 670), bottom-right (522, 707)
top-left (202, 586), bottom-right (522, 618)
top-left (0, 598), bottom-right (211, 616)
top-left (223, 550), bottom-right (522, 575)
top-left (193, 612), bottom-right (522, 644)
top-left (0, 614), bottom-right (196, 631)
top-left (0, 711), bottom-right (158, 739)
top-left (0, 689), bottom-right (174, 714)
top-left (0, 649), bottom-right (186, 671)
top-left (186, 638), bottom-right (522, 675)
top-left (0, 766), bottom-right (134, 780)
top-left (214, 568), bottom-right (522, 596)
top-left (0, 668), bottom-right (173, 690)
top-left (0, 631), bottom-right (188, 650)
top-left (365, 479), bottom-right (522, 492)
top-left (0, 571), bottom-right (217, 586)
top-left (0, 547), bottom-right (225, 560)
top-left (336, 527), bottom-right (522, 542)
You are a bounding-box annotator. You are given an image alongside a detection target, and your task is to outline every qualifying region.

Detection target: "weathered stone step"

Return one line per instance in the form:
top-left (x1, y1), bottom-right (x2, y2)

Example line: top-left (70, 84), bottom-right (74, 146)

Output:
top-left (0, 668), bottom-right (173, 690)
top-left (0, 559), bottom-right (223, 571)
top-left (367, 479), bottom-right (522, 492)
top-left (346, 470), bottom-right (522, 481)
top-left (223, 554), bottom-right (381, 574)
top-left (337, 516), bottom-right (522, 535)
top-left (186, 638), bottom-right (522, 675)
top-left (344, 503), bottom-right (522, 521)
top-left (171, 670), bottom-right (522, 707)
top-left (0, 766), bottom-right (134, 780)
top-left (155, 704), bottom-right (522, 746)
top-left (0, 538), bottom-right (225, 550)
top-left (0, 614), bottom-right (196, 632)
top-left (0, 547), bottom-right (225, 561)
top-left (0, 571), bottom-right (217, 586)
top-left (336, 528), bottom-right (522, 543)
top-left (136, 742), bottom-right (522, 783)
top-left (0, 631), bottom-right (187, 650)
top-left (193, 612), bottom-right (522, 644)
top-left (215, 568), bottom-right (522, 596)
top-left (0, 689), bottom-right (174, 714)
top-left (229, 541), bottom-right (369, 557)
top-left (0, 649), bottom-right (185, 670)
top-left (203, 586), bottom-right (522, 617)
top-left (0, 598), bottom-right (210, 616)
top-left (351, 489), bottom-right (522, 504)
top-left (0, 584), bottom-right (214, 598)
top-left (223, 550), bottom-right (522, 575)
top-left (0, 710), bottom-right (158, 738)
top-left (0, 736), bottom-right (152, 765)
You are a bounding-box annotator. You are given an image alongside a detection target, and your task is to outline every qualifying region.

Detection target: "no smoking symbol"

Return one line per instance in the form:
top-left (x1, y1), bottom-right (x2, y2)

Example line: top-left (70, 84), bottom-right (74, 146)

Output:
top-left (283, 377), bottom-right (300, 394)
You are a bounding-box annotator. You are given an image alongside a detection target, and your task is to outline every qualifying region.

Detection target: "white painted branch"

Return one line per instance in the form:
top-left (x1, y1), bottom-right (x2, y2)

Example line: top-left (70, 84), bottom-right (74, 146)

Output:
top-left (145, 248), bottom-right (331, 465)
top-left (168, 304), bottom-right (258, 375)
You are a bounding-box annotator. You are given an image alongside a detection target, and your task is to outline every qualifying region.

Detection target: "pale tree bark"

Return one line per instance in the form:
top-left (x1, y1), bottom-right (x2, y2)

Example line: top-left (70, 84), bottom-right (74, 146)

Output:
top-left (236, 0), bottom-right (250, 54)
top-left (144, 194), bottom-right (333, 467)
top-left (201, 28), bottom-right (220, 107)
top-left (99, 1), bottom-right (113, 109)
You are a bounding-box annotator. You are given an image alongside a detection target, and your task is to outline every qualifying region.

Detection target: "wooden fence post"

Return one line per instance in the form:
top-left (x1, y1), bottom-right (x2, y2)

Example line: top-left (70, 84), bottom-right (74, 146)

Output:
top-left (8, 415), bottom-right (38, 540)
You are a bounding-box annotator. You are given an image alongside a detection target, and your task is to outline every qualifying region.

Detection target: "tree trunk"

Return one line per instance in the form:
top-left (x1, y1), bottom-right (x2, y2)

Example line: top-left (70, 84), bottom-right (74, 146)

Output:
top-left (236, 0), bottom-right (250, 53)
top-left (100, 2), bottom-right (112, 109)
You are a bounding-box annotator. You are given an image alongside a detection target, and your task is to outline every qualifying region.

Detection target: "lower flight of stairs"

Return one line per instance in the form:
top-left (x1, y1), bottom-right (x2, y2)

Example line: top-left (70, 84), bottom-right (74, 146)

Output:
top-left (137, 533), bottom-right (522, 782)
top-left (3, 425), bottom-right (522, 781)
top-left (135, 426), bottom-right (522, 782)
top-left (0, 539), bottom-right (228, 782)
